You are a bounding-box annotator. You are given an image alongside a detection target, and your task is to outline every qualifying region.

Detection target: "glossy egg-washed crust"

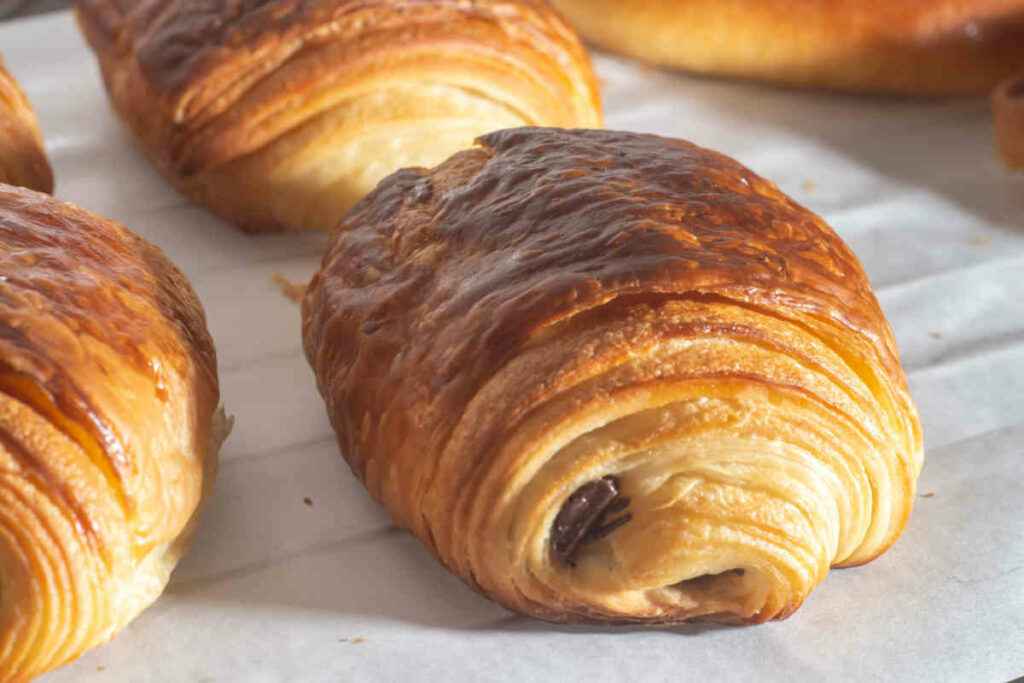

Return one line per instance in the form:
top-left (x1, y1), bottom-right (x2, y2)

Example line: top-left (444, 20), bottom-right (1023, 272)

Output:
top-left (550, 0), bottom-right (1024, 95)
top-left (74, 0), bottom-right (602, 233)
top-left (304, 128), bottom-right (923, 625)
top-left (0, 185), bottom-right (224, 680)
top-left (0, 60), bottom-right (53, 194)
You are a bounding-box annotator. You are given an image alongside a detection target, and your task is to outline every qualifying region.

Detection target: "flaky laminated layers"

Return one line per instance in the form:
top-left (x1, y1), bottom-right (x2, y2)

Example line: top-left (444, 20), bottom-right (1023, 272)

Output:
top-left (303, 128), bottom-right (923, 624)
top-left (75, 0), bottom-right (602, 233)
top-left (550, 0), bottom-right (1024, 95)
top-left (0, 185), bottom-right (225, 680)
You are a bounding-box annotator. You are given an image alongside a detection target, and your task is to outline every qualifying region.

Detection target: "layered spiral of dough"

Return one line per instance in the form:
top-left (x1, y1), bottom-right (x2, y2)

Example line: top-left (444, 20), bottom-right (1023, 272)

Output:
top-left (75, 0), bottom-right (602, 233)
top-left (303, 127), bottom-right (923, 624)
top-left (0, 185), bottom-right (225, 680)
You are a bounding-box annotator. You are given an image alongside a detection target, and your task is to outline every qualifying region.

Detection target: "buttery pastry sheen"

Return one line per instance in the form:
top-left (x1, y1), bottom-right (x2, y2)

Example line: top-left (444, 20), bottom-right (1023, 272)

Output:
top-left (549, 0), bottom-right (1024, 95)
top-left (75, 0), bottom-right (602, 233)
top-left (0, 59), bottom-right (53, 193)
top-left (303, 128), bottom-right (923, 624)
top-left (0, 185), bottom-right (226, 680)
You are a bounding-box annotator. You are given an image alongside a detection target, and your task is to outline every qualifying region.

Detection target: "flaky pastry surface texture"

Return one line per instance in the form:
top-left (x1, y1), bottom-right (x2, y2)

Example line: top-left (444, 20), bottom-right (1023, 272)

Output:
top-left (550, 0), bottom-right (1024, 95)
top-left (0, 60), bottom-right (53, 194)
top-left (75, 0), bottom-right (602, 233)
top-left (0, 185), bottom-right (223, 680)
top-left (303, 127), bottom-right (923, 625)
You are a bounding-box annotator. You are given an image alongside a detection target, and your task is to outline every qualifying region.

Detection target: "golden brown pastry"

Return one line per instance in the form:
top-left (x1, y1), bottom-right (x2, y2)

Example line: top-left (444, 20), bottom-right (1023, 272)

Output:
top-left (0, 58), bottom-right (53, 193)
top-left (0, 184), bottom-right (227, 680)
top-left (74, 0), bottom-right (602, 234)
top-left (303, 127), bottom-right (923, 624)
top-left (994, 73), bottom-right (1024, 168)
top-left (549, 0), bottom-right (1024, 95)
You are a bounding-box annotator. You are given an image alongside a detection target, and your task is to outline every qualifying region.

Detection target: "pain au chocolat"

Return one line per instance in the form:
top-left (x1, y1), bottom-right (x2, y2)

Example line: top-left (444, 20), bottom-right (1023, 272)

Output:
top-left (0, 58), bottom-right (53, 193)
top-left (549, 0), bottom-right (1024, 96)
top-left (0, 184), bottom-right (227, 680)
top-left (303, 127), bottom-right (923, 624)
top-left (74, 0), bottom-right (602, 233)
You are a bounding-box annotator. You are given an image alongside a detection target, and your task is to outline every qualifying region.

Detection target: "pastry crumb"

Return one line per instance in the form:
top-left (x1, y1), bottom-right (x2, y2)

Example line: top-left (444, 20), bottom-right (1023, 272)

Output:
top-left (968, 235), bottom-right (992, 247)
top-left (340, 636), bottom-right (367, 644)
top-left (920, 492), bottom-right (935, 498)
top-left (929, 331), bottom-right (942, 340)
top-left (303, 497), bottom-right (314, 507)
top-left (272, 273), bottom-right (307, 303)
top-left (801, 179), bottom-right (816, 192)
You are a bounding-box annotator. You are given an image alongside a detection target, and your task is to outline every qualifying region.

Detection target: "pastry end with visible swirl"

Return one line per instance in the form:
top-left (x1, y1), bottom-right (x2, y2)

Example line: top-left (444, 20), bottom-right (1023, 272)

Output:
top-left (303, 127), bottom-right (923, 625)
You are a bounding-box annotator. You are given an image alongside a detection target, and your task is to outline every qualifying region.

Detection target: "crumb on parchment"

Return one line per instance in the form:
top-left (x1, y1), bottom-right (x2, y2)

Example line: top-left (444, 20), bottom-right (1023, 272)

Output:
top-left (272, 273), bottom-right (307, 303)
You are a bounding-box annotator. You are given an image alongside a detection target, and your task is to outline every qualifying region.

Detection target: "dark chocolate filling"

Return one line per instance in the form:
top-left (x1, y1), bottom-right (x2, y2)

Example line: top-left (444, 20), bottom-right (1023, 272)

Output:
top-left (551, 476), bottom-right (632, 566)
top-left (1009, 79), bottom-right (1024, 98)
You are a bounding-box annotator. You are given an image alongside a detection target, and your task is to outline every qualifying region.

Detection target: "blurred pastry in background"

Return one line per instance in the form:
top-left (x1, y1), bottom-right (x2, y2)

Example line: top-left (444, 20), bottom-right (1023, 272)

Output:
top-left (75, 0), bottom-right (602, 233)
top-left (994, 74), bottom-right (1024, 168)
top-left (549, 0), bottom-right (1024, 96)
top-left (0, 57), bottom-right (53, 193)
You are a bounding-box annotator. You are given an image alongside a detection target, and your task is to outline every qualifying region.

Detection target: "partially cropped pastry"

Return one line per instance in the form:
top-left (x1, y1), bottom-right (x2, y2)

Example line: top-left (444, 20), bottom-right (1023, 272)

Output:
top-left (75, 0), bottom-right (602, 233)
top-left (0, 58), bottom-right (53, 193)
top-left (994, 74), bottom-right (1024, 168)
top-left (549, 0), bottom-right (1024, 95)
top-left (0, 185), bottom-right (226, 680)
top-left (303, 127), bottom-right (923, 624)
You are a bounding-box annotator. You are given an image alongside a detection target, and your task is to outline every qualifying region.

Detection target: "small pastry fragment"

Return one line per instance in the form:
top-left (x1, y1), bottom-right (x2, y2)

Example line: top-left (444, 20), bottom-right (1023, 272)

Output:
top-left (549, 0), bottom-right (1024, 95)
top-left (0, 58), bottom-right (53, 193)
top-left (75, 0), bottom-right (602, 233)
top-left (994, 73), bottom-right (1024, 169)
top-left (0, 184), bottom-right (227, 680)
top-left (303, 127), bottom-right (923, 625)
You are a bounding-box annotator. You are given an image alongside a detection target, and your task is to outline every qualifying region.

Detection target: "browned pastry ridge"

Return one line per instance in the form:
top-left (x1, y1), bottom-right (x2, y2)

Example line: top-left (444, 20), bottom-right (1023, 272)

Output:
top-left (549, 0), bottom-right (1024, 96)
top-left (0, 185), bottom-right (227, 680)
top-left (74, 0), bottom-right (602, 233)
top-left (303, 127), bottom-right (923, 624)
top-left (0, 58), bottom-right (53, 193)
